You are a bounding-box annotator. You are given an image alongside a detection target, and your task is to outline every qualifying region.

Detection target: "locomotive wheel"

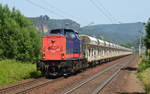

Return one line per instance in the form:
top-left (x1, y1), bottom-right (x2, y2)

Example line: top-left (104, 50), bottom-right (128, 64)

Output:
top-left (41, 71), bottom-right (45, 76)
top-left (72, 65), bottom-right (76, 73)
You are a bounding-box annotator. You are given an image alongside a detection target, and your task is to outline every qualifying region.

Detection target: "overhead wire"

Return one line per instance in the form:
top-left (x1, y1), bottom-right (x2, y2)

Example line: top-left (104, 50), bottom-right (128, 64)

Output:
top-left (40, 0), bottom-right (88, 24)
top-left (25, 0), bottom-right (89, 26)
top-left (89, 0), bottom-right (114, 24)
top-left (25, 0), bottom-right (66, 18)
top-left (41, 0), bottom-right (74, 19)
top-left (96, 0), bottom-right (121, 24)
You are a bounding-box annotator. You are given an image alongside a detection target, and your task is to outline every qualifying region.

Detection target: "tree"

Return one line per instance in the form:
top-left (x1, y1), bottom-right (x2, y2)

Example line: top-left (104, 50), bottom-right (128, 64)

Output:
top-left (145, 18), bottom-right (150, 57)
top-left (0, 4), bottom-right (41, 62)
top-left (120, 43), bottom-right (132, 48)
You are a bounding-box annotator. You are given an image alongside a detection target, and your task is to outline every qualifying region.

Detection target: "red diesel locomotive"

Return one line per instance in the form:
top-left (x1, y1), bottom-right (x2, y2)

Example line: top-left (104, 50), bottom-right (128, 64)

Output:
top-left (37, 29), bottom-right (87, 77)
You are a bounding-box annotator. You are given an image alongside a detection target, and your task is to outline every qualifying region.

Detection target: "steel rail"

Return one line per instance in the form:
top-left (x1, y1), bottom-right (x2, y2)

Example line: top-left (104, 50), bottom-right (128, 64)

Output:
top-left (63, 56), bottom-right (133, 94)
top-left (15, 77), bottom-right (65, 94)
top-left (15, 77), bottom-right (63, 94)
top-left (91, 56), bottom-right (134, 94)
top-left (16, 80), bottom-right (53, 94)
top-left (0, 77), bottom-right (44, 93)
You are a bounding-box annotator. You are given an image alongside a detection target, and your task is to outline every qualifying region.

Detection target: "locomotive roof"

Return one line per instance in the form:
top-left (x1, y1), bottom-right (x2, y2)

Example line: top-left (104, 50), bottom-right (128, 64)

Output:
top-left (51, 29), bottom-right (78, 33)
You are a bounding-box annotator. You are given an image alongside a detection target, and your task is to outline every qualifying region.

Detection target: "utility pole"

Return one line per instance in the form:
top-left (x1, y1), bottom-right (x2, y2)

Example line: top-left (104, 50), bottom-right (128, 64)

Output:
top-left (139, 33), bottom-right (142, 55)
top-left (138, 30), bottom-right (144, 56)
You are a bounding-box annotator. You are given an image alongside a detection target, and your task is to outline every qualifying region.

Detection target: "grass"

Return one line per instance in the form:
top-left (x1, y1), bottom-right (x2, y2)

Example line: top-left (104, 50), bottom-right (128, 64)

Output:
top-left (0, 59), bottom-right (41, 86)
top-left (137, 57), bottom-right (150, 94)
top-left (137, 68), bottom-right (150, 94)
top-left (138, 57), bottom-right (150, 72)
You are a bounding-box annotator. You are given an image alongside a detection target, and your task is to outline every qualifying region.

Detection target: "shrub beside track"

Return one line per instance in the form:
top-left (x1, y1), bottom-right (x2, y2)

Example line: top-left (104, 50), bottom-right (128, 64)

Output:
top-left (0, 59), bottom-right (41, 86)
top-left (0, 4), bottom-right (41, 62)
top-left (137, 57), bottom-right (150, 94)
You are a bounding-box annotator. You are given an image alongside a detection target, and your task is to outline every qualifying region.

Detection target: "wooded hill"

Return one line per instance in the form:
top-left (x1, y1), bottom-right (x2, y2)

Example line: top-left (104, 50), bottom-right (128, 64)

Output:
top-left (29, 15), bottom-right (145, 45)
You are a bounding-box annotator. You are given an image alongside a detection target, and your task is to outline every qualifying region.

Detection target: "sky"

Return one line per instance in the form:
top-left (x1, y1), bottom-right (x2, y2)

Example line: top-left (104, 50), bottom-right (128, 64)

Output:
top-left (0, 0), bottom-right (150, 26)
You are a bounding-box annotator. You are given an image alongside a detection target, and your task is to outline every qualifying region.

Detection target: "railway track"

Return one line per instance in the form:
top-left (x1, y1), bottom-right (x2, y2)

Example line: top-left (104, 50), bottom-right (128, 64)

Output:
top-left (62, 55), bottom-right (134, 94)
top-left (0, 56), bottom-right (133, 94)
top-left (0, 77), bottom-right (55, 94)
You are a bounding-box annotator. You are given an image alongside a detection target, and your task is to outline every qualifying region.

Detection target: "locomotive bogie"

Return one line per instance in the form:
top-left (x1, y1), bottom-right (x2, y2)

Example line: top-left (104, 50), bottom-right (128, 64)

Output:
top-left (37, 59), bottom-right (88, 77)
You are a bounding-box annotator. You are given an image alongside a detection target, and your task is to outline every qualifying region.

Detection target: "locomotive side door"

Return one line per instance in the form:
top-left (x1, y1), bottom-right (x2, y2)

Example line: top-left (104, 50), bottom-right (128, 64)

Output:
top-left (73, 32), bottom-right (81, 58)
top-left (65, 31), bottom-right (74, 59)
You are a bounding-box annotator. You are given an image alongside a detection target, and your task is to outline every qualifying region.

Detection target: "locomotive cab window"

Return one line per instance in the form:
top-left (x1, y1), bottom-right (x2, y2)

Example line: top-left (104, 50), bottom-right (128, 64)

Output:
top-left (65, 30), bottom-right (76, 39)
top-left (75, 33), bottom-right (80, 39)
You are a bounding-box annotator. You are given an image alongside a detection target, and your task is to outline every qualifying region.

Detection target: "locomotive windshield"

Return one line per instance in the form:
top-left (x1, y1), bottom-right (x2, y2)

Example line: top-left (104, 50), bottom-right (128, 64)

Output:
top-left (50, 30), bottom-right (61, 34)
top-left (50, 29), bottom-right (79, 39)
top-left (65, 31), bottom-right (76, 39)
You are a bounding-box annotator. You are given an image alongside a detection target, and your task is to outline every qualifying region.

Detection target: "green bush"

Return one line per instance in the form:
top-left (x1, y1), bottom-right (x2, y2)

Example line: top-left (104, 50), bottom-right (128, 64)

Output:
top-left (0, 4), bottom-right (41, 62)
top-left (137, 68), bottom-right (150, 94)
top-left (145, 18), bottom-right (150, 58)
top-left (138, 59), bottom-right (150, 72)
top-left (0, 59), bottom-right (41, 86)
top-left (137, 57), bottom-right (150, 94)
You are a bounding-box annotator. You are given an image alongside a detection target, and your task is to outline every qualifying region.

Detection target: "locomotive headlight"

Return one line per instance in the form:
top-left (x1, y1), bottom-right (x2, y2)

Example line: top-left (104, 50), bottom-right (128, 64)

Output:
top-left (42, 53), bottom-right (46, 59)
top-left (51, 40), bottom-right (55, 43)
top-left (61, 53), bottom-right (64, 59)
top-left (42, 53), bottom-right (45, 57)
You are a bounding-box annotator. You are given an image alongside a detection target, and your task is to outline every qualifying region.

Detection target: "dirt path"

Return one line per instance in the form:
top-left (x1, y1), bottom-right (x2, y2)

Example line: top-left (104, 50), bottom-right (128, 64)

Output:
top-left (100, 55), bottom-right (146, 94)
